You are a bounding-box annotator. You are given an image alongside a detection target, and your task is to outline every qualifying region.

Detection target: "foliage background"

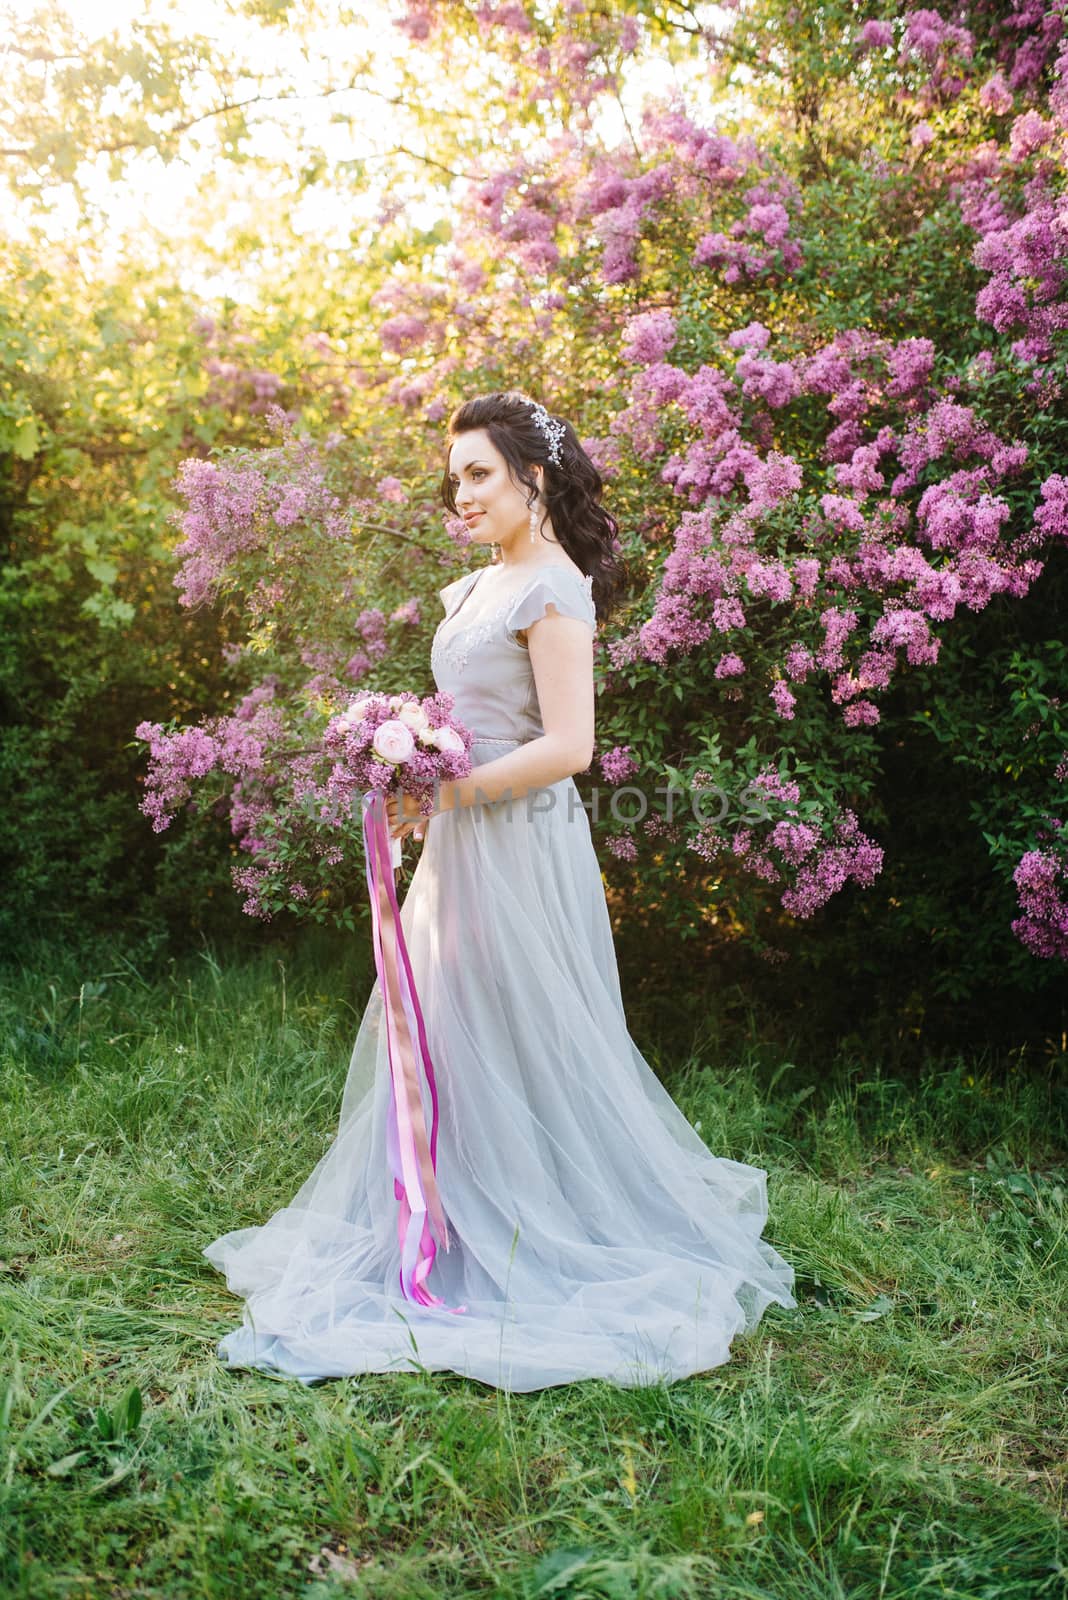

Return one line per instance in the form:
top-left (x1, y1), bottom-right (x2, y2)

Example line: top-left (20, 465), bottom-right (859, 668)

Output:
top-left (2, 0), bottom-right (1066, 1065)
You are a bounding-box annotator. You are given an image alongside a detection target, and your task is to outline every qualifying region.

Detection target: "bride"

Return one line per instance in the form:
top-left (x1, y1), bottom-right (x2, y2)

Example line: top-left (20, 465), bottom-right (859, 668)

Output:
top-left (203, 389), bottom-right (797, 1391)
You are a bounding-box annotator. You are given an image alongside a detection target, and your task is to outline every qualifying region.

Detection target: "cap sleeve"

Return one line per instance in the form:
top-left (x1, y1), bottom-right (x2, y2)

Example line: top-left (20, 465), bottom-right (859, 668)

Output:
top-left (506, 568), bottom-right (596, 643)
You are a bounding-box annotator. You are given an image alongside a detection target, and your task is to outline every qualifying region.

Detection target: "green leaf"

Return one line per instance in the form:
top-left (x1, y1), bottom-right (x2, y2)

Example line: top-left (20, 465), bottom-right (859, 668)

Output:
top-left (85, 558), bottom-right (119, 586)
top-left (12, 416), bottom-right (40, 459)
top-left (119, 1385), bottom-right (142, 1433)
top-left (532, 1547), bottom-right (600, 1593)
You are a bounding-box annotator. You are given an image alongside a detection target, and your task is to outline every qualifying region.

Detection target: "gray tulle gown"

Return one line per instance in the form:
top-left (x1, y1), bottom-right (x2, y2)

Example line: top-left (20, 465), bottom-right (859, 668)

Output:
top-left (203, 559), bottom-right (797, 1390)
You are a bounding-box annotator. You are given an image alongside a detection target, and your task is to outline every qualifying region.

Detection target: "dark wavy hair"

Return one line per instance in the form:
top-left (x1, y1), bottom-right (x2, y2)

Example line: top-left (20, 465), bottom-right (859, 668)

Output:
top-left (440, 390), bottom-right (627, 625)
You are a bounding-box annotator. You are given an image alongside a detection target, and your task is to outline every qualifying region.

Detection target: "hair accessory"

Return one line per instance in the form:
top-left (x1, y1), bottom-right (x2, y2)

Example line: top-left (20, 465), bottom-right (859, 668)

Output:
top-left (527, 400), bottom-right (566, 467)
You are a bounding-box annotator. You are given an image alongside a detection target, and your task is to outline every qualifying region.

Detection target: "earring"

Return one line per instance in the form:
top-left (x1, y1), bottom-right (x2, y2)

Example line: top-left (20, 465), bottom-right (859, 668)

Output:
top-left (529, 499), bottom-right (538, 543)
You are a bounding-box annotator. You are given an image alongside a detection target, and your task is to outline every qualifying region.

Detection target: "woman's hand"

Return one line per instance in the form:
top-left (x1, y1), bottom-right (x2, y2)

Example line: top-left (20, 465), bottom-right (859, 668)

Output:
top-left (386, 790), bottom-right (429, 844)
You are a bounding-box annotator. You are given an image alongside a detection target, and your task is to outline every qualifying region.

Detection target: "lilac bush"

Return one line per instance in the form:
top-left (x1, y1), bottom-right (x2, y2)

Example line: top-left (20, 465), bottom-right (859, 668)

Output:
top-left (133, 0), bottom-right (1068, 982)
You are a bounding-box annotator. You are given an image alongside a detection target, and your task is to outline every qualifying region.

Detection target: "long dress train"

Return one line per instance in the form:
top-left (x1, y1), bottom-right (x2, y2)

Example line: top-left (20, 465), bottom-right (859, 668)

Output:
top-left (203, 560), bottom-right (797, 1390)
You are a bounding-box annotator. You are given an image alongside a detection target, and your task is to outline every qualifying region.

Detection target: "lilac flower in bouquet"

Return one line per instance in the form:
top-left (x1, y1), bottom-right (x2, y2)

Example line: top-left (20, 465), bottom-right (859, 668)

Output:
top-left (321, 689), bottom-right (474, 837)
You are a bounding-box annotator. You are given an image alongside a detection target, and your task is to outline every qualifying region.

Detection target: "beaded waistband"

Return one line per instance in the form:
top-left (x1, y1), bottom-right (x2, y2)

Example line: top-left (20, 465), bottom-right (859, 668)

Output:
top-left (471, 734), bottom-right (522, 744)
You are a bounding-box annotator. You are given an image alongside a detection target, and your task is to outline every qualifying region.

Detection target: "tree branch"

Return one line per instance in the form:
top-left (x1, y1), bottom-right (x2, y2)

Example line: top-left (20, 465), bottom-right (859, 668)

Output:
top-left (1, 44), bottom-right (85, 62)
top-left (0, 77), bottom-right (471, 181)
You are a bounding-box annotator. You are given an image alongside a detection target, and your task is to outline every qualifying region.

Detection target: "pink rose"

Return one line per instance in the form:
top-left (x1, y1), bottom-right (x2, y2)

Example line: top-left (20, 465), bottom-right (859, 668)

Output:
top-left (431, 725), bottom-right (465, 755)
top-left (372, 719), bottom-right (416, 765)
top-left (397, 701), bottom-right (430, 732)
top-left (332, 699), bottom-right (365, 734)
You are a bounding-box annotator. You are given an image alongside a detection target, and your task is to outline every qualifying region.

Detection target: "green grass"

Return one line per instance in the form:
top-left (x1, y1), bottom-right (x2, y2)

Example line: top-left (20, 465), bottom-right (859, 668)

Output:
top-left (1, 933), bottom-right (1065, 1599)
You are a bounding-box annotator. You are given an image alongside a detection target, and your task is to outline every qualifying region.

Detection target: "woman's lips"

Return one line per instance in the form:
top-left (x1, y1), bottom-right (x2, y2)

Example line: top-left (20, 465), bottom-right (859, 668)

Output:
top-left (464, 513), bottom-right (484, 527)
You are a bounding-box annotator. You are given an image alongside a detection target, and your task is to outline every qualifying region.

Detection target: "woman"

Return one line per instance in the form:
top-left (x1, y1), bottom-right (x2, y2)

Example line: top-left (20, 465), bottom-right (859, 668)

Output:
top-left (203, 390), bottom-right (797, 1390)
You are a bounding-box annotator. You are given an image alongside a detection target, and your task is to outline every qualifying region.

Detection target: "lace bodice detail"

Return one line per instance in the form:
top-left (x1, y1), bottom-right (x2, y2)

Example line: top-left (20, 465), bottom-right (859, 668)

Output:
top-left (434, 592), bottom-right (520, 675)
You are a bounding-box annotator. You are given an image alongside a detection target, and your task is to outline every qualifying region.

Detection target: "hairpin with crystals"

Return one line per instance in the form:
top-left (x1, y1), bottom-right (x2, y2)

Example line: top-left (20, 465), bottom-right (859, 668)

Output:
top-left (527, 400), bottom-right (566, 467)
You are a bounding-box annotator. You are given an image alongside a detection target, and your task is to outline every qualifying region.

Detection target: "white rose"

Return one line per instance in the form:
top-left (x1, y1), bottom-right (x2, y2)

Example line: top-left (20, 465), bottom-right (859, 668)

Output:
top-left (431, 725), bottom-right (465, 755)
top-left (397, 701), bottom-right (430, 732)
top-left (372, 719), bottom-right (416, 765)
top-left (346, 694), bottom-right (373, 721)
top-left (389, 694), bottom-right (404, 713)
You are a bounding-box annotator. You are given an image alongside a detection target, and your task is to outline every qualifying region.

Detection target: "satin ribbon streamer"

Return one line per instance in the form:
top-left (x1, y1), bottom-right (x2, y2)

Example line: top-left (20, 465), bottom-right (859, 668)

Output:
top-left (361, 791), bottom-right (467, 1314)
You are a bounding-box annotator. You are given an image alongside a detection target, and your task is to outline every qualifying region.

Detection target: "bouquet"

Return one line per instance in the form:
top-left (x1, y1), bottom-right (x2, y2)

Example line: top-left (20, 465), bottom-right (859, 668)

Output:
top-left (324, 687), bottom-right (473, 1315)
top-left (321, 689), bottom-right (473, 871)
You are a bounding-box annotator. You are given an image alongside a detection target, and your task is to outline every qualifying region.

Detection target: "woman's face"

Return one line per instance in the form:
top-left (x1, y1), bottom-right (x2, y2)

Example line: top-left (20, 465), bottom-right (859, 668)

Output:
top-left (447, 428), bottom-right (540, 551)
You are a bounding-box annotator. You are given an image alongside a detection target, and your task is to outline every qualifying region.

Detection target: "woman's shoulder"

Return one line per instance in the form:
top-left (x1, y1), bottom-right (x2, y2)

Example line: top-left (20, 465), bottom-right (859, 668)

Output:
top-left (507, 562), bottom-right (596, 643)
top-left (518, 563), bottom-right (595, 614)
top-left (437, 560), bottom-right (593, 624)
top-left (537, 563), bottom-right (588, 588)
top-left (437, 567), bottom-right (485, 608)
top-left (519, 559), bottom-right (592, 591)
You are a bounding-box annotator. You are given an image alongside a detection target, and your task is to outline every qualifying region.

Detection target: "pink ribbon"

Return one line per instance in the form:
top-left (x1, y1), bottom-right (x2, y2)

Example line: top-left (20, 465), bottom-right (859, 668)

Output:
top-left (361, 791), bottom-right (467, 1314)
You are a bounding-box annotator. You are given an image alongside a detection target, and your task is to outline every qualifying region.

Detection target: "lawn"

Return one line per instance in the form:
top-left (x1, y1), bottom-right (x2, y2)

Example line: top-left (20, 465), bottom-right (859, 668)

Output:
top-left (1, 935), bottom-right (1065, 1599)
